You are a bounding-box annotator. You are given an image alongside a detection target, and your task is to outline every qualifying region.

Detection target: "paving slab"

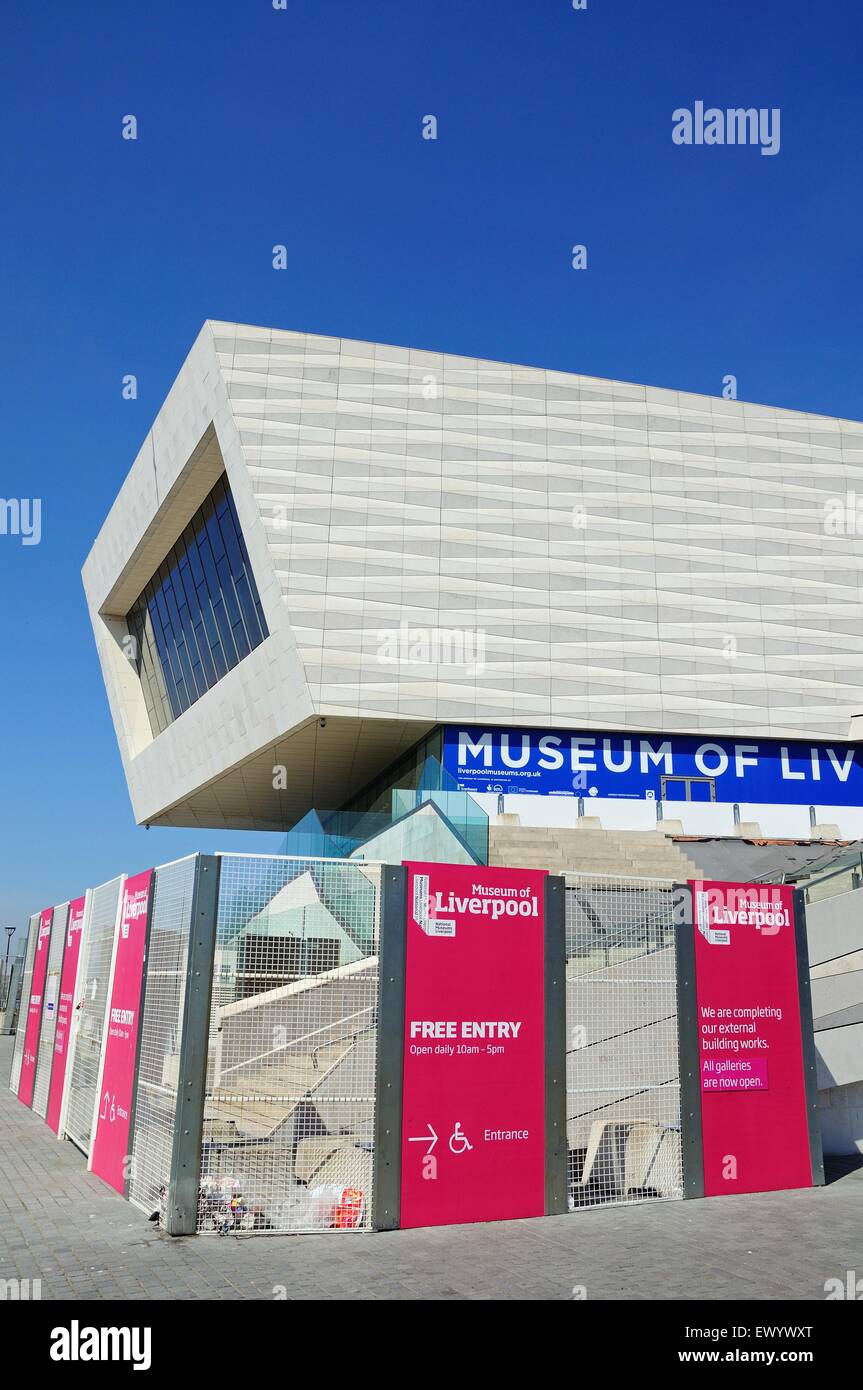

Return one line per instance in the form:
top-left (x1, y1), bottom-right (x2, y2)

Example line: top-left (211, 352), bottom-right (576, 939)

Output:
top-left (1, 1037), bottom-right (861, 1301)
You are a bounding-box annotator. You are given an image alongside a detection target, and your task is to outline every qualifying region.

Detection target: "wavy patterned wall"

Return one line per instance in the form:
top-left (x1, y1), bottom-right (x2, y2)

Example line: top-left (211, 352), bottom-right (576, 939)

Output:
top-left (213, 324), bottom-right (863, 741)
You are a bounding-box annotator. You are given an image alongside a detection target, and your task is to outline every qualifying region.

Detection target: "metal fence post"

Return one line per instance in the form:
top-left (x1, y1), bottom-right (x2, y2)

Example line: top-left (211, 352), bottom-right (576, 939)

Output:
top-left (673, 882), bottom-right (704, 1199)
top-left (544, 874), bottom-right (568, 1215)
top-left (372, 864), bottom-right (407, 1231)
top-left (793, 888), bottom-right (825, 1187)
top-left (164, 854), bottom-right (220, 1236)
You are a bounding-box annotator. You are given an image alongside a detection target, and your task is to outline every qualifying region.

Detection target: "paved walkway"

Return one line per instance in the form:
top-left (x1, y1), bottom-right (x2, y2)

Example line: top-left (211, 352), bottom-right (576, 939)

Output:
top-left (1, 1038), bottom-right (861, 1301)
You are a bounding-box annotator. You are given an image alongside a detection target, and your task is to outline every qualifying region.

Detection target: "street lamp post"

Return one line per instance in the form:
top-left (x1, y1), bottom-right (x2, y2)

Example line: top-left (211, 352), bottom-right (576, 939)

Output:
top-left (2, 927), bottom-right (15, 1012)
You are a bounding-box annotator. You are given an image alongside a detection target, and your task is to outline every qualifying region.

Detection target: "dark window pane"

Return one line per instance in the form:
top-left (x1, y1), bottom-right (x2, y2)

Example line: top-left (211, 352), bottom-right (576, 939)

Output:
top-left (126, 477), bottom-right (268, 736)
top-left (216, 554), bottom-right (246, 637)
top-left (231, 612), bottom-right (251, 661)
top-left (234, 569), bottom-right (263, 646)
top-left (205, 508), bottom-right (226, 562)
top-left (210, 592), bottom-right (239, 668)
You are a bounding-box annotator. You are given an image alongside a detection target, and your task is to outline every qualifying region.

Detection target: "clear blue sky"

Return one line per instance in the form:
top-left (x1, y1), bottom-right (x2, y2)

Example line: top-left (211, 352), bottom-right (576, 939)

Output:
top-left (1, 0), bottom-right (861, 941)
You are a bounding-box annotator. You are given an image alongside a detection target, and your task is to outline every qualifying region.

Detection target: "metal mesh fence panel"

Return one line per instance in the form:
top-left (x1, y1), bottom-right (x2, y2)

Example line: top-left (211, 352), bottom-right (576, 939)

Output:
top-left (31, 902), bottom-right (69, 1118)
top-left (9, 914), bottom-right (39, 1093)
top-left (3, 938), bottom-right (27, 1033)
top-left (564, 873), bottom-right (683, 1210)
top-left (64, 876), bottom-right (123, 1155)
top-left (129, 856), bottom-right (197, 1217)
top-left (197, 855), bottom-right (380, 1234)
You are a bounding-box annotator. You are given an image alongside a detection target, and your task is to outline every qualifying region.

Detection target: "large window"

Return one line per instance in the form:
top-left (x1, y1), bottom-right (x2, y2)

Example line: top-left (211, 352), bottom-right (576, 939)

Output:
top-left (127, 476), bottom-right (268, 735)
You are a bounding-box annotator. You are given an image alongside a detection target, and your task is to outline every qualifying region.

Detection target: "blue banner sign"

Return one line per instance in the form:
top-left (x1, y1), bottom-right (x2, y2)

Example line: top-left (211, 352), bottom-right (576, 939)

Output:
top-left (442, 725), bottom-right (863, 807)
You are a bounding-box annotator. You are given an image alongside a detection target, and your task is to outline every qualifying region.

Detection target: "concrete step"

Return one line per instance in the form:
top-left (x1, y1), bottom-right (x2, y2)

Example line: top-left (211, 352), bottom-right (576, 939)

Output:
top-left (491, 833), bottom-right (684, 851)
top-left (490, 832), bottom-right (683, 848)
top-left (487, 823), bottom-right (700, 879)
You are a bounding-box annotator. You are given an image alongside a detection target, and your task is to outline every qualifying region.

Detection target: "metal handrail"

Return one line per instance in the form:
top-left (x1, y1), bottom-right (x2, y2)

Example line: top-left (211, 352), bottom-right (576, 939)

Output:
top-left (800, 860), bottom-right (863, 903)
top-left (754, 849), bottom-right (863, 889)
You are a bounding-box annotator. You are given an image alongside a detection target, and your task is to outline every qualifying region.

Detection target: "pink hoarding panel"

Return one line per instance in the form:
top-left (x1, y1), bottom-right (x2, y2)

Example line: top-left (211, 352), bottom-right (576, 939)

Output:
top-left (691, 880), bottom-right (813, 1197)
top-left (17, 908), bottom-right (54, 1107)
top-left (400, 861), bottom-right (546, 1229)
top-left (89, 870), bottom-right (153, 1195)
top-left (45, 896), bottom-right (86, 1134)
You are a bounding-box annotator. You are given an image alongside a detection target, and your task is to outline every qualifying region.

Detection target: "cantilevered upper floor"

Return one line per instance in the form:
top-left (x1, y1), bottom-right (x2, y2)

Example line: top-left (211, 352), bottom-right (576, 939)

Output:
top-left (82, 321), bottom-right (863, 831)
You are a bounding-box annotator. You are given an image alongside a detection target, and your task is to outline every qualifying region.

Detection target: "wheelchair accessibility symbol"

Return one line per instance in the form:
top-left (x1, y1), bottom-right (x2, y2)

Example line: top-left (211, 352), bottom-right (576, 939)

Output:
top-left (448, 1122), bottom-right (473, 1155)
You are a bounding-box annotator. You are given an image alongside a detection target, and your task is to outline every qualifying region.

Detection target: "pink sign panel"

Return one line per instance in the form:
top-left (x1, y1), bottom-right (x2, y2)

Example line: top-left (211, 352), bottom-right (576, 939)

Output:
top-left (691, 880), bottom-right (813, 1196)
top-left (89, 870), bottom-right (152, 1194)
top-left (400, 861), bottom-right (547, 1229)
top-left (45, 896), bottom-right (86, 1134)
top-left (17, 908), bottom-right (54, 1107)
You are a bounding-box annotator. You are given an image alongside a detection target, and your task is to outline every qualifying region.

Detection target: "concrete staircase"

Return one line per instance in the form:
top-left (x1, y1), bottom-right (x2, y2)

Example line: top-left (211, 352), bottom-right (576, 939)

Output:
top-left (488, 824), bottom-right (700, 881)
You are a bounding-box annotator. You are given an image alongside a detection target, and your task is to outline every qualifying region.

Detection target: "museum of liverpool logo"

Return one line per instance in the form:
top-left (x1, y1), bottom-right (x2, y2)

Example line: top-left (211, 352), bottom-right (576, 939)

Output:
top-left (696, 886), bottom-right (791, 945)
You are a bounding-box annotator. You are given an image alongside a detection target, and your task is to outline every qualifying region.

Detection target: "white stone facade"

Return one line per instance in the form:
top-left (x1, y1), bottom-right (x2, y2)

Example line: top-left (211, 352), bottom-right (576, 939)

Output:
top-left (82, 321), bottom-right (863, 831)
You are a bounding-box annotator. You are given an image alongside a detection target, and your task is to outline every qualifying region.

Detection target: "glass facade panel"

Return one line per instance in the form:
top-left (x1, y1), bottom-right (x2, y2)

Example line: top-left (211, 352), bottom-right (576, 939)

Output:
top-left (127, 477), bottom-right (268, 736)
top-left (336, 728), bottom-right (444, 817)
